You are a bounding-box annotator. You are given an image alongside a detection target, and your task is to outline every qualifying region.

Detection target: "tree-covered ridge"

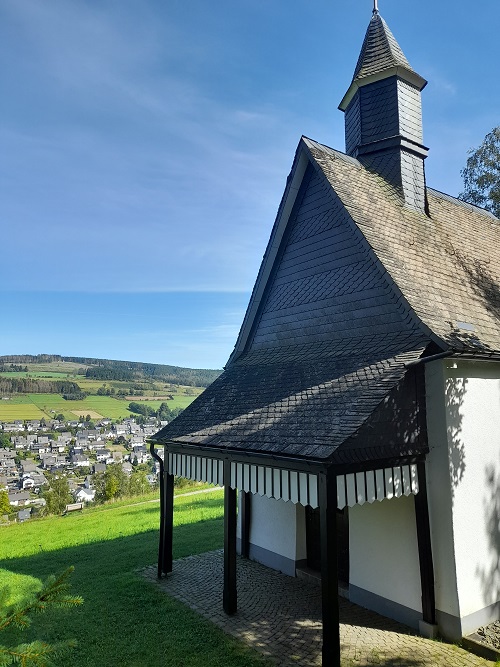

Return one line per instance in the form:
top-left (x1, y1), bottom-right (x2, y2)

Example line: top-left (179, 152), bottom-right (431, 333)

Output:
top-left (0, 355), bottom-right (222, 387)
top-left (0, 378), bottom-right (82, 395)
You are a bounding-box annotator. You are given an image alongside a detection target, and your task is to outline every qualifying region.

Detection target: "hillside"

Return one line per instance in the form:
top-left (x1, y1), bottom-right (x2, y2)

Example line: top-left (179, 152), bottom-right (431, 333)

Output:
top-left (0, 489), bottom-right (269, 667)
top-left (0, 354), bottom-right (221, 387)
top-left (0, 355), bottom-right (220, 423)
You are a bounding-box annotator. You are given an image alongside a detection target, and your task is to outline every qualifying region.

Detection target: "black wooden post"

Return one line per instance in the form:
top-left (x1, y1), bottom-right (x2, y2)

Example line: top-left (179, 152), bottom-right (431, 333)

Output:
top-left (319, 469), bottom-right (341, 667)
top-left (162, 471), bottom-right (174, 575)
top-left (240, 491), bottom-right (251, 559)
top-left (414, 461), bottom-right (436, 624)
top-left (223, 459), bottom-right (237, 615)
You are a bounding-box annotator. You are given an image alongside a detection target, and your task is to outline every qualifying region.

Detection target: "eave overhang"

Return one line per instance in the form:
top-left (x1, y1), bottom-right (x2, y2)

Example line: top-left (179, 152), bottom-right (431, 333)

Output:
top-left (339, 66), bottom-right (428, 112)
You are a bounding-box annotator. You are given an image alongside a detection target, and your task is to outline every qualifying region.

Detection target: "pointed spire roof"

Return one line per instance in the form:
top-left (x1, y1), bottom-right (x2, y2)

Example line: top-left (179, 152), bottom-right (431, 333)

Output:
top-left (352, 12), bottom-right (414, 82)
top-left (339, 12), bottom-right (426, 111)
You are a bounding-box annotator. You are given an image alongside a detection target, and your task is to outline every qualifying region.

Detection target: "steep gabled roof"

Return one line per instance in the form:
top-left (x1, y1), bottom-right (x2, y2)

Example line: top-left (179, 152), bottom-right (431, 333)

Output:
top-left (154, 137), bottom-right (500, 463)
top-left (304, 138), bottom-right (500, 352)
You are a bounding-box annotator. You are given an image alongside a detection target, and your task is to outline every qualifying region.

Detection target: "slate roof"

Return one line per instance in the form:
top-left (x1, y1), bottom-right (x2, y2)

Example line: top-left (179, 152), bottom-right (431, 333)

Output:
top-left (153, 136), bottom-right (500, 464)
top-left (352, 12), bottom-right (416, 82)
top-left (153, 332), bottom-right (427, 463)
top-left (303, 138), bottom-right (500, 352)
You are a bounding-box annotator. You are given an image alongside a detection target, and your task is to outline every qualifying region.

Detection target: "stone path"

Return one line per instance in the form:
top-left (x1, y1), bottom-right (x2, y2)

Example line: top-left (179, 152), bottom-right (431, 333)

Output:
top-left (141, 550), bottom-right (495, 667)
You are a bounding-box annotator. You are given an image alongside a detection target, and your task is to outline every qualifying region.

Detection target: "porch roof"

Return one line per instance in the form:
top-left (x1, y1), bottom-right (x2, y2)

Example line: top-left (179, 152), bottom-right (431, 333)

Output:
top-left (152, 331), bottom-right (427, 465)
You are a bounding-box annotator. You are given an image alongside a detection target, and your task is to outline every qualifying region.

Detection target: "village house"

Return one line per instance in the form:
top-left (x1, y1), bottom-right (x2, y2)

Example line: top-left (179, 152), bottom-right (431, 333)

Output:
top-left (74, 487), bottom-right (95, 503)
top-left (150, 6), bottom-right (500, 666)
top-left (95, 448), bottom-right (111, 462)
top-left (8, 490), bottom-right (32, 507)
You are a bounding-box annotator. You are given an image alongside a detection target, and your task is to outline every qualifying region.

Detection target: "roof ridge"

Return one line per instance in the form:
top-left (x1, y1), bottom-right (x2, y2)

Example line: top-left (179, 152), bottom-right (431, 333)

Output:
top-left (427, 187), bottom-right (499, 220)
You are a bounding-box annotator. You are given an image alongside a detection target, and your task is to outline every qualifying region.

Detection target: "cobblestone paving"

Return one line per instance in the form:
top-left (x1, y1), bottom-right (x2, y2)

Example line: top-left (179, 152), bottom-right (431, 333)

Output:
top-left (141, 550), bottom-right (495, 667)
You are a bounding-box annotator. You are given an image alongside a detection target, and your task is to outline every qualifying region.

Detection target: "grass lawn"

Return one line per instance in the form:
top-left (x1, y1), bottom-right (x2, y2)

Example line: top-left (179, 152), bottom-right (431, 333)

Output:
top-left (0, 490), bottom-right (270, 667)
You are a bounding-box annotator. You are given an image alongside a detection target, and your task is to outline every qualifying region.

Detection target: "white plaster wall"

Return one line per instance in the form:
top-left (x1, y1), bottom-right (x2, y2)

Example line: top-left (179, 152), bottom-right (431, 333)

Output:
top-left (248, 494), bottom-right (306, 562)
top-left (445, 361), bottom-right (500, 619)
top-left (349, 495), bottom-right (422, 612)
top-left (425, 361), bottom-right (461, 619)
top-left (426, 359), bottom-right (500, 627)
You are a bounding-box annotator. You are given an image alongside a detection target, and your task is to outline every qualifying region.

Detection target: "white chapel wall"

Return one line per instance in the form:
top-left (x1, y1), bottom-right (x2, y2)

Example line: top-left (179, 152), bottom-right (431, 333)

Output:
top-left (426, 358), bottom-right (500, 638)
top-left (237, 493), bottom-right (306, 576)
top-left (349, 494), bottom-right (422, 628)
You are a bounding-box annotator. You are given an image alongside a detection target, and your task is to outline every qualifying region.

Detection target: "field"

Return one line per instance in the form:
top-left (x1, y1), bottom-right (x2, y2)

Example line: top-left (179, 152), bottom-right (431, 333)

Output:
top-left (0, 367), bottom-right (203, 421)
top-left (0, 490), bottom-right (269, 667)
top-left (0, 394), bottom-right (133, 421)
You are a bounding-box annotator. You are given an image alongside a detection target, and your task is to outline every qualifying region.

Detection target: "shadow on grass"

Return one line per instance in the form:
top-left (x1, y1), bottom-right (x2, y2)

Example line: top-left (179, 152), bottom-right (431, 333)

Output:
top-left (0, 517), bottom-right (271, 667)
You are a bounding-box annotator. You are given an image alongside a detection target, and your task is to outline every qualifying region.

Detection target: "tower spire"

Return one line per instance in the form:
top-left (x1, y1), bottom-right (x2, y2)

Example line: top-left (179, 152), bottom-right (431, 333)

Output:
top-left (339, 12), bottom-right (429, 214)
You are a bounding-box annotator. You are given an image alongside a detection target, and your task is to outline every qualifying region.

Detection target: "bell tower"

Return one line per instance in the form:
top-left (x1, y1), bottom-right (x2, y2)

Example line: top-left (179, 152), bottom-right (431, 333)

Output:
top-left (339, 7), bottom-right (429, 214)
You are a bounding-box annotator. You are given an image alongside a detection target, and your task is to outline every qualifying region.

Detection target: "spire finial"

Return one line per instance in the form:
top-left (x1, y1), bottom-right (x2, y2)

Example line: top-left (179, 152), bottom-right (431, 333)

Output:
top-left (373, 0), bottom-right (379, 13)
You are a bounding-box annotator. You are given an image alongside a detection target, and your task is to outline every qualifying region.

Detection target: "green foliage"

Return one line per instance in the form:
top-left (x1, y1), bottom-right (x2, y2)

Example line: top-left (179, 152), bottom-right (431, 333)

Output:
top-left (0, 492), bottom-right (10, 517)
top-left (0, 435), bottom-right (10, 449)
top-left (128, 471), bottom-right (149, 496)
top-left (459, 126), bottom-right (500, 217)
top-left (0, 354), bottom-right (221, 388)
top-left (128, 401), bottom-right (156, 418)
top-left (93, 464), bottom-right (129, 502)
top-left (43, 477), bottom-right (72, 516)
top-left (61, 393), bottom-right (87, 401)
top-left (0, 379), bottom-right (82, 396)
top-left (0, 567), bottom-right (82, 667)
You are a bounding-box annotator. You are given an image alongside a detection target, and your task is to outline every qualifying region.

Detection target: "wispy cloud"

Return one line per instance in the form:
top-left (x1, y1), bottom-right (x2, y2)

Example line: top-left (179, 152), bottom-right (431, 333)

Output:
top-left (1, 0), bottom-right (300, 294)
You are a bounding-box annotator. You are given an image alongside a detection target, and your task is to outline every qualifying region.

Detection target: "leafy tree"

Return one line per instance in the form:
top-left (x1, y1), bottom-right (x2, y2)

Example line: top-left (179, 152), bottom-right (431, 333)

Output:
top-left (43, 476), bottom-right (72, 515)
top-left (0, 491), bottom-right (10, 517)
top-left (459, 126), bottom-right (500, 217)
top-left (0, 566), bottom-right (82, 667)
top-left (0, 435), bottom-right (10, 449)
top-left (55, 414), bottom-right (65, 422)
top-left (129, 471), bottom-right (149, 496)
top-left (94, 464), bottom-right (129, 503)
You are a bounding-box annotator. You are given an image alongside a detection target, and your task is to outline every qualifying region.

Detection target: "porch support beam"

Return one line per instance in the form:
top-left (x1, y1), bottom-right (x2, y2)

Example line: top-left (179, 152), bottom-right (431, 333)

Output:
top-left (240, 491), bottom-right (251, 559)
top-left (162, 472), bottom-right (174, 575)
top-left (319, 469), bottom-right (341, 667)
top-left (223, 459), bottom-right (237, 615)
top-left (414, 461), bottom-right (436, 624)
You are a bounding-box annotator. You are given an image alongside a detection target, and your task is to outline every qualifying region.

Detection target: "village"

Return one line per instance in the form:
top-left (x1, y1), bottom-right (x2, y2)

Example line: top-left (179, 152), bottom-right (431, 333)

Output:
top-left (0, 415), bottom-right (164, 522)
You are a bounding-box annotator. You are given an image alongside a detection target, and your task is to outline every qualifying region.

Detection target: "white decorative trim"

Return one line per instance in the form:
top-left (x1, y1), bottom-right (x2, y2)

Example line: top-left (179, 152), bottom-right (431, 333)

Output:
top-left (166, 453), bottom-right (418, 509)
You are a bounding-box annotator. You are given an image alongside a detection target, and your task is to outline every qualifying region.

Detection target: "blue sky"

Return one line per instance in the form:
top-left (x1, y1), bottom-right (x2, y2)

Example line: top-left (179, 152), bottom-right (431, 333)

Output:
top-left (1, 0), bottom-right (498, 369)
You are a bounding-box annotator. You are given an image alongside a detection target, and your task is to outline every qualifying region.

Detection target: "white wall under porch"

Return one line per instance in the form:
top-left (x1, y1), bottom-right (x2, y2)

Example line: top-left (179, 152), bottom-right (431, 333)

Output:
top-left (237, 494), bottom-right (307, 576)
top-left (426, 358), bottom-right (500, 640)
top-left (349, 494), bottom-right (422, 629)
top-left (238, 490), bottom-right (424, 630)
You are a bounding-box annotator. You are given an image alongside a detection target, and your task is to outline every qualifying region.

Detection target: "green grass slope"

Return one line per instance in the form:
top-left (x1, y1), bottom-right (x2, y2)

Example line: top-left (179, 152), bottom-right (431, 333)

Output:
top-left (0, 491), bottom-right (270, 667)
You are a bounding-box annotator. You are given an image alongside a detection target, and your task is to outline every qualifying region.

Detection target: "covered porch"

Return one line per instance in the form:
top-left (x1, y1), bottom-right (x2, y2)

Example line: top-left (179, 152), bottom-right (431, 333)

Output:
top-left (142, 549), bottom-right (488, 667)
top-left (150, 444), bottom-right (437, 667)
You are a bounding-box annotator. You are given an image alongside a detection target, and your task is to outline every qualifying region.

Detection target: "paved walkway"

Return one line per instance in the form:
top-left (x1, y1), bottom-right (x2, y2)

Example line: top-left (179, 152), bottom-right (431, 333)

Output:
top-left (142, 550), bottom-right (494, 667)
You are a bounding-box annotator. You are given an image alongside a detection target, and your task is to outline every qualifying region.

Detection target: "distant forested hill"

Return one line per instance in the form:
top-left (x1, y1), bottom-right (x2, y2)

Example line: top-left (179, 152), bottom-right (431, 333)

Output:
top-left (0, 354), bottom-right (221, 387)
